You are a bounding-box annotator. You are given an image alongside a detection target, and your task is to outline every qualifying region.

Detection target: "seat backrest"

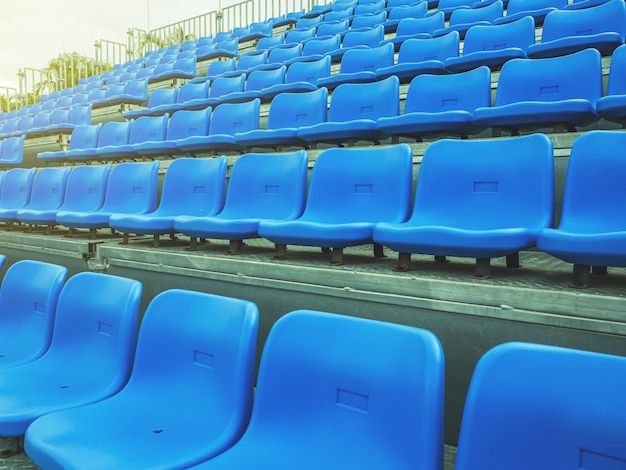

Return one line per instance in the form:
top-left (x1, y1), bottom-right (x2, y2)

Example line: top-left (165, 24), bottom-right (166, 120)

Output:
top-left (317, 18), bottom-right (350, 37)
top-left (437, 0), bottom-right (475, 11)
top-left (209, 74), bottom-right (246, 98)
top-left (506, 0), bottom-right (568, 16)
top-left (541, 0), bottom-right (626, 43)
top-left (237, 50), bottom-right (268, 70)
top-left (267, 87), bottom-right (328, 130)
top-left (68, 123), bottom-right (103, 151)
top-left (98, 121), bottom-right (134, 148)
top-left (494, 48), bottom-right (602, 106)
top-left (23, 167), bottom-right (71, 211)
top-left (128, 114), bottom-right (169, 145)
top-left (338, 42), bottom-right (395, 73)
top-left (410, 134), bottom-right (554, 229)
top-left (556, 131), bottom-right (626, 232)
top-left (388, 2), bottom-right (429, 20)
top-left (105, 83), bottom-right (126, 99)
top-left (32, 112), bottom-right (51, 130)
top-left (342, 24), bottom-right (385, 48)
top-left (123, 78), bottom-right (150, 100)
top-left (217, 38), bottom-right (240, 55)
top-left (257, 33), bottom-right (285, 50)
top-left (296, 15), bottom-right (324, 30)
top-left (328, 75), bottom-right (399, 123)
top-left (302, 34), bottom-right (342, 56)
top-left (303, 143), bottom-right (412, 223)
top-left (176, 81), bottom-right (209, 103)
top-left (56, 96), bottom-right (73, 109)
top-left (42, 272), bottom-right (142, 394)
top-left (206, 58), bottom-right (236, 77)
top-left (398, 30), bottom-right (460, 63)
top-left (49, 109), bottom-right (69, 126)
top-left (68, 104), bottom-right (92, 126)
top-left (448, 0), bottom-right (503, 25)
top-left (241, 310), bottom-right (444, 468)
top-left (354, 0), bottom-right (386, 14)
top-left (324, 8), bottom-right (353, 23)
top-left (147, 88), bottom-right (178, 108)
top-left (244, 67), bottom-right (286, 92)
top-left (462, 15), bottom-right (535, 55)
top-left (0, 168), bottom-right (36, 208)
top-left (455, 342), bottom-right (626, 469)
top-left (218, 150), bottom-right (308, 220)
top-left (404, 65), bottom-right (491, 113)
top-left (286, 55), bottom-right (332, 84)
top-left (58, 164), bottom-right (111, 212)
top-left (156, 156), bottom-right (227, 216)
top-left (285, 26), bottom-right (316, 44)
top-left (0, 260), bottom-right (68, 367)
top-left (606, 43), bottom-right (626, 95)
top-left (0, 135), bottom-right (26, 164)
top-left (396, 11), bottom-right (445, 36)
top-left (267, 44), bottom-right (303, 65)
top-left (209, 99), bottom-right (260, 136)
top-left (100, 161), bottom-right (159, 214)
top-left (71, 93), bottom-right (90, 107)
top-left (166, 107), bottom-right (212, 141)
top-left (351, 11), bottom-right (388, 30)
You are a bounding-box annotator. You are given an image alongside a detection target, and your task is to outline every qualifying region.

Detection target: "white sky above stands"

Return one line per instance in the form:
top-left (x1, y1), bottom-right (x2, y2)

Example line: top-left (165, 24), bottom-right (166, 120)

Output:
top-left (0, 0), bottom-right (242, 89)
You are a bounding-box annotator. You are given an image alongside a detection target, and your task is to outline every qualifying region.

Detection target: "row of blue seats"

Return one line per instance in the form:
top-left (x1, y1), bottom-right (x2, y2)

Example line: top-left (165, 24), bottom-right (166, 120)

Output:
top-left (0, 258), bottom-right (620, 468)
top-left (0, 104), bottom-right (92, 141)
top-left (14, 132), bottom-right (626, 287)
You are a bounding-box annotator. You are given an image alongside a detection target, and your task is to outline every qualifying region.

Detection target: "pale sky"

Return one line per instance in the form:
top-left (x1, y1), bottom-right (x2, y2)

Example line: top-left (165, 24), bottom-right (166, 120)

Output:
top-left (0, 0), bottom-right (243, 90)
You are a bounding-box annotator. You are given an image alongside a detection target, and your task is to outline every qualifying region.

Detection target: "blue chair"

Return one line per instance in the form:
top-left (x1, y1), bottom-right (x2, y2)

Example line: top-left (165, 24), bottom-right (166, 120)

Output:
top-left (177, 99), bottom-right (260, 155)
top-left (46, 123), bottom-right (102, 163)
top-left (155, 80), bottom-right (210, 115)
top-left (256, 33), bottom-right (285, 50)
top-left (122, 87), bottom-right (178, 119)
top-left (494, 0), bottom-right (566, 25)
top-left (373, 134), bottom-right (554, 278)
top-left (316, 18), bottom-right (351, 37)
top-left (296, 14), bottom-right (324, 30)
top-left (197, 38), bottom-right (239, 61)
top-left (0, 168), bottom-right (36, 224)
top-left (454, 342), bottom-right (626, 469)
top-left (537, 131), bottom-right (626, 288)
top-left (134, 107), bottom-right (212, 157)
top-left (377, 31), bottom-right (459, 82)
top-left (317, 42), bottom-right (395, 89)
top-left (182, 74), bottom-right (246, 110)
top-left (80, 121), bottom-right (132, 162)
top-left (284, 34), bottom-right (341, 66)
top-left (56, 161), bottom-right (159, 237)
top-left (189, 58), bottom-right (236, 83)
top-left (527, 0), bottom-right (626, 58)
top-left (109, 157), bottom-right (227, 246)
top-left (323, 8), bottom-right (354, 23)
top-left (0, 135), bottom-right (25, 165)
top-left (260, 55), bottom-right (331, 100)
top-left (433, 1), bottom-right (503, 38)
top-left (437, 0), bottom-right (475, 19)
top-left (377, 66), bottom-right (490, 141)
top-left (14, 168), bottom-right (71, 231)
top-left (175, 151), bottom-right (308, 253)
top-left (237, 88), bottom-right (328, 151)
top-left (98, 114), bottom-right (169, 160)
top-left (445, 16), bottom-right (535, 72)
top-left (297, 76), bottom-right (399, 147)
top-left (237, 20), bottom-right (274, 42)
top-left (354, 0), bottom-right (386, 14)
top-left (220, 66), bottom-right (286, 103)
top-left (153, 57), bottom-right (197, 82)
top-left (99, 78), bottom-right (149, 107)
top-left (220, 50), bottom-right (268, 77)
top-left (0, 272), bottom-right (141, 437)
top-left (328, 25), bottom-right (386, 62)
top-left (189, 309), bottom-right (445, 470)
top-left (384, 3), bottom-right (429, 33)
top-left (25, 288), bottom-right (258, 470)
top-left (0, 260), bottom-right (67, 368)
top-left (350, 11), bottom-right (389, 33)
top-left (473, 48), bottom-right (602, 134)
top-left (386, 12), bottom-right (445, 51)
top-left (595, 44), bottom-right (626, 125)
top-left (284, 27), bottom-right (317, 45)
top-left (250, 44), bottom-right (303, 72)
top-left (259, 144), bottom-right (413, 264)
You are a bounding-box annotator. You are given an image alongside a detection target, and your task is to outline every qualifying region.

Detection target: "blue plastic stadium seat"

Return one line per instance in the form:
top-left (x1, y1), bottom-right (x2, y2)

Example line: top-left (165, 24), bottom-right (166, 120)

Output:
top-left (0, 168), bottom-right (36, 224)
top-left (296, 14), bottom-right (324, 30)
top-left (377, 31), bottom-right (459, 82)
top-left (189, 309), bottom-right (445, 470)
top-left (284, 27), bottom-right (316, 46)
top-left (351, 11), bottom-right (389, 34)
top-left (97, 78), bottom-right (149, 107)
top-left (0, 135), bottom-right (25, 166)
top-left (537, 131), bottom-right (626, 288)
top-left (176, 99), bottom-right (260, 154)
top-left (151, 80), bottom-right (210, 116)
top-left (122, 87), bottom-right (178, 119)
top-left (437, 0), bottom-right (475, 19)
top-left (377, 66), bottom-right (490, 141)
top-left (0, 260), bottom-right (67, 368)
top-left (98, 114), bottom-right (169, 160)
top-left (384, 3), bottom-right (429, 33)
top-left (527, 0), bottom-right (626, 58)
top-left (473, 48), bottom-right (602, 134)
top-left (25, 288), bottom-right (256, 470)
top-left (220, 66), bottom-right (286, 103)
top-left (0, 272), bottom-right (141, 437)
top-left (327, 25), bottom-right (385, 62)
top-left (133, 107), bottom-right (212, 157)
top-left (374, 134), bottom-right (554, 278)
top-left (39, 123), bottom-right (102, 162)
top-left (285, 34), bottom-right (341, 65)
top-left (260, 55), bottom-right (331, 100)
top-left (297, 76), bottom-right (399, 147)
top-left (175, 151), bottom-right (308, 253)
top-left (494, 0), bottom-right (566, 25)
top-left (455, 342), bottom-right (626, 470)
top-left (259, 144), bottom-right (412, 264)
top-left (77, 121), bottom-right (132, 162)
top-left (595, 44), bottom-right (626, 125)
top-left (433, 1), bottom-right (503, 38)
top-left (56, 161), bottom-right (159, 237)
top-left (197, 38), bottom-right (239, 61)
top-left (189, 57), bottom-right (236, 83)
top-left (324, 8), bottom-right (354, 24)
top-left (318, 43), bottom-right (395, 89)
top-left (316, 18), bottom-right (351, 37)
top-left (14, 167), bottom-right (71, 231)
top-left (182, 74), bottom-right (246, 110)
top-left (250, 44), bottom-right (303, 72)
top-left (109, 157), bottom-right (227, 246)
top-left (236, 88), bottom-right (328, 150)
top-left (445, 16), bottom-right (535, 72)
top-left (235, 21), bottom-right (273, 43)
top-left (386, 11), bottom-right (445, 51)
top-left (256, 33), bottom-right (285, 50)
top-left (220, 50), bottom-right (268, 78)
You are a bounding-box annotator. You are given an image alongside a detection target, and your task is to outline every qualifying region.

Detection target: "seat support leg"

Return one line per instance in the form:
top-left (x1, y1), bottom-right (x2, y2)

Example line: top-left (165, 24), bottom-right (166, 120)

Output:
top-left (373, 242), bottom-right (385, 258)
top-left (0, 436), bottom-right (22, 458)
top-left (570, 264), bottom-right (591, 289)
top-left (89, 228), bottom-right (97, 239)
top-left (393, 252), bottom-right (411, 272)
top-left (330, 247), bottom-right (344, 266)
top-left (227, 240), bottom-right (240, 255)
top-left (121, 233), bottom-right (129, 245)
top-left (186, 237), bottom-right (198, 251)
top-left (475, 258), bottom-right (491, 279)
top-left (152, 235), bottom-right (160, 248)
top-left (273, 244), bottom-right (287, 260)
top-left (506, 252), bottom-right (521, 269)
